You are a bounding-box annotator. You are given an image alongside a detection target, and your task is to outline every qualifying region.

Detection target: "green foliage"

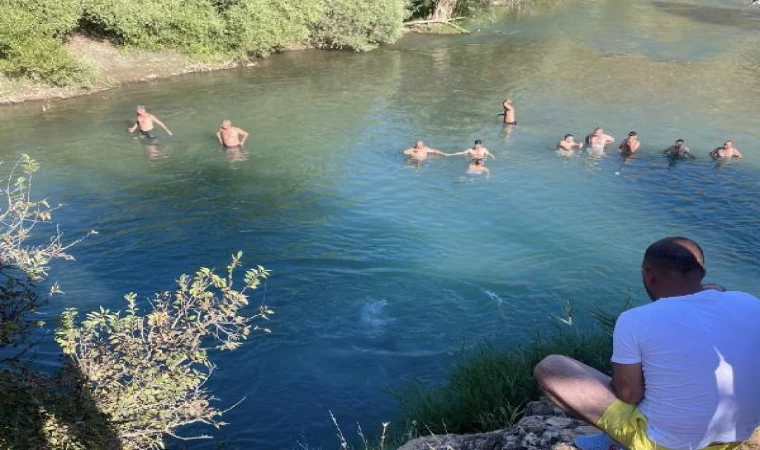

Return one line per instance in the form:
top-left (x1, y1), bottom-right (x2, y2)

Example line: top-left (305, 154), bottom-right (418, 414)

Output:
top-left (311, 0), bottom-right (407, 51)
top-left (81, 0), bottom-right (227, 54)
top-left (397, 330), bottom-right (612, 435)
top-left (56, 253), bottom-right (272, 449)
top-left (0, 6), bottom-right (91, 86)
top-left (7, 0), bottom-right (84, 37)
top-left (0, 155), bottom-right (93, 351)
top-left (224, 0), bottom-right (322, 55)
top-left (0, 369), bottom-right (119, 449)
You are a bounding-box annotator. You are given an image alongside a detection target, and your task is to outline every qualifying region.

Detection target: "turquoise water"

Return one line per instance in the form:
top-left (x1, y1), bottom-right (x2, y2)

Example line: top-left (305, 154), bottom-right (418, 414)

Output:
top-left (2, 0), bottom-right (760, 447)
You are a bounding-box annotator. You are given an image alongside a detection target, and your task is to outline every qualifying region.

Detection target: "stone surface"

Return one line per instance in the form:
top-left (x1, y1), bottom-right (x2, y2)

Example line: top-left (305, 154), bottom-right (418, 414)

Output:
top-left (397, 401), bottom-right (591, 450)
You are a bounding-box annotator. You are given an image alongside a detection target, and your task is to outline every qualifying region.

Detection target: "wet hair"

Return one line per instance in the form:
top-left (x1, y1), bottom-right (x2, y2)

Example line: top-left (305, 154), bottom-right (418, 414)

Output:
top-left (564, 134), bottom-right (574, 139)
top-left (676, 139), bottom-right (684, 144)
top-left (593, 127), bottom-right (602, 133)
top-left (643, 237), bottom-right (706, 278)
top-left (474, 139), bottom-right (483, 146)
top-left (628, 131), bottom-right (637, 137)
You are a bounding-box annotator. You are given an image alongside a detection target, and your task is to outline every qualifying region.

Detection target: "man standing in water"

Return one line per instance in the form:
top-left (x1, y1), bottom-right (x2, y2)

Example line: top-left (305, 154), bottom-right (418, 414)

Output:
top-left (556, 134), bottom-right (584, 155)
top-left (663, 139), bottom-right (694, 159)
top-left (403, 141), bottom-right (449, 164)
top-left (450, 140), bottom-right (496, 160)
top-left (585, 127), bottom-right (615, 152)
top-left (128, 106), bottom-right (173, 139)
top-left (216, 120), bottom-right (250, 149)
top-left (534, 236), bottom-right (760, 450)
top-left (499, 99), bottom-right (517, 125)
top-left (710, 140), bottom-right (743, 159)
top-left (619, 131), bottom-right (640, 154)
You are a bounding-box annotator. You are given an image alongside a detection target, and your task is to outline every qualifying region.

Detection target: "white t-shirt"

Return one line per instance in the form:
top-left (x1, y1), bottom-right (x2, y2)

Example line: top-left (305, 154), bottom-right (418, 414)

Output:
top-left (612, 289), bottom-right (760, 450)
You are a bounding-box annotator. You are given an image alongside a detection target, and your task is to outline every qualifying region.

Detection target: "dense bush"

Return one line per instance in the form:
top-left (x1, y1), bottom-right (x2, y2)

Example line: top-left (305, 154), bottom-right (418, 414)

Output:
top-left (7, 0), bottom-right (84, 37)
top-left (224, 0), bottom-right (322, 55)
top-left (81, 0), bottom-right (226, 54)
top-left (0, 4), bottom-right (91, 86)
top-left (397, 330), bottom-right (612, 435)
top-left (311, 0), bottom-right (407, 51)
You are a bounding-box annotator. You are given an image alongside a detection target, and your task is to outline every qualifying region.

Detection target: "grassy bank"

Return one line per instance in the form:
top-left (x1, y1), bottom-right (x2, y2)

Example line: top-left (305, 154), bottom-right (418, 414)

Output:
top-left (395, 311), bottom-right (617, 437)
top-left (0, 0), bottom-right (496, 92)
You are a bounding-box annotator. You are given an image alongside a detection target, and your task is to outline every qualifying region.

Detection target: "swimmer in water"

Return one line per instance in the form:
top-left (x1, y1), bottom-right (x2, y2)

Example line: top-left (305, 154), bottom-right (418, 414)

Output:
top-left (663, 139), bottom-right (694, 160)
top-left (403, 140), bottom-right (450, 163)
top-left (216, 120), bottom-right (250, 149)
top-left (556, 134), bottom-right (584, 156)
top-left (466, 158), bottom-right (491, 178)
top-left (710, 140), bottom-right (743, 160)
top-left (128, 105), bottom-right (172, 139)
top-left (619, 131), bottom-right (641, 154)
top-left (498, 99), bottom-right (516, 125)
top-left (450, 140), bottom-right (496, 160)
top-left (584, 127), bottom-right (615, 152)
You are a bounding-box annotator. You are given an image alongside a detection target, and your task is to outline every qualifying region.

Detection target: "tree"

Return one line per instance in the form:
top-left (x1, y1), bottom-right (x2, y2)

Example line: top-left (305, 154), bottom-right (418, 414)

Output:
top-left (56, 254), bottom-right (273, 449)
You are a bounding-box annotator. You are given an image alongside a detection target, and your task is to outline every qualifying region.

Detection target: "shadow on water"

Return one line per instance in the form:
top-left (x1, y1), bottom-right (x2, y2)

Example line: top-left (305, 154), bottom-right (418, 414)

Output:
top-left (652, 0), bottom-right (760, 28)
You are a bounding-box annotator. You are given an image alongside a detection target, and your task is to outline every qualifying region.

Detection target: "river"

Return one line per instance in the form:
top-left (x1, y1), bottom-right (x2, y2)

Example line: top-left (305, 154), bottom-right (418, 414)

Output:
top-left (2, 0), bottom-right (760, 448)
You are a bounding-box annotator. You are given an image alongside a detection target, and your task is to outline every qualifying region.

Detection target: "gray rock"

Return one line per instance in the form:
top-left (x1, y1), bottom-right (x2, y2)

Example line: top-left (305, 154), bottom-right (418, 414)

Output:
top-left (517, 415), bottom-right (547, 434)
top-left (521, 432), bottom-right (541, 448)
top-left (399, 400), bottom-right (590, 450)
top-left (545, 417), bottom-right (576, 429)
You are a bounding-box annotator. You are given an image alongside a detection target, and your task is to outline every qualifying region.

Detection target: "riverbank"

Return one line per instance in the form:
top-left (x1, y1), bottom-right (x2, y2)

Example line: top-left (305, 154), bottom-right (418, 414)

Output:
top-left (0, 35), bottom-right (246, 105)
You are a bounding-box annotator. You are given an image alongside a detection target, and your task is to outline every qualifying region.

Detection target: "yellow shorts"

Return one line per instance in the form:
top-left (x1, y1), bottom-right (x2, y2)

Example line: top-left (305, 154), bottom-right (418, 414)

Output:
top-left (597, 400), bottom-right (744, 450)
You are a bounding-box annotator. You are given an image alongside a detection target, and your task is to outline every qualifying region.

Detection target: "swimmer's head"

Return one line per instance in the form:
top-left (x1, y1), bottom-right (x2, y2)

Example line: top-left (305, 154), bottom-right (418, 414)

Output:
top-left (503, 99), bottom-right (512, 107)
top-left (675, 139), bottom-right (685, 148)
top-left (221, 120), bottom-right (232, 129)
top-left (564, 133), bottom-right (574, 141)
top-left (723, 140), bottom-right (733, 148)
top-left (136, 105), bottom-right (146, 114)
top-left (474, 139), bottom-right (483, 148)
top-left (593, 127), bottom-right (603, 136)
top-left (414, 140), bottom-right (424, 149)
top-left (628, 131), bottom-right (638, 138)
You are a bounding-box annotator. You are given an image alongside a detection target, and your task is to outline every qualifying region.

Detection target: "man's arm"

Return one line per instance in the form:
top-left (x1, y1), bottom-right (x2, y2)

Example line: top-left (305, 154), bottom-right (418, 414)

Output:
top-left (448, 150), bottom-right (470, 157)
top-left (428, 149), bottom-right (449, 157)
top-left (612, 363), bottom-right (644, 405)
top-left (735, 149), bottom-right (744, 159)
top-left (605, 134), bottom-right (615, 144)
top-left (485, 149), bottom-right (496, 159)
top-left (128, 122), bottom-right (139, 133)
top-left (237, 128), bottom-right (250, 147)
top-left (216, 129), bottom-right (223, 145)
top-left (152, 115), bottom-right (173, 136)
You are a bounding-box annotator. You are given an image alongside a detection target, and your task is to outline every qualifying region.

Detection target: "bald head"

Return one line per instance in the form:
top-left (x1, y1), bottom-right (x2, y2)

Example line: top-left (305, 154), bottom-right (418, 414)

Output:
top-left (642, 237), bottom-right (706, 300)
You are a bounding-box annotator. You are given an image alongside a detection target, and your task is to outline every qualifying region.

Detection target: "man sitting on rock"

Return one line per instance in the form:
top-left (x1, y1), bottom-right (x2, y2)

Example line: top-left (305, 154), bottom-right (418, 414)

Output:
top-left (534, 237), bottom-right (760, 450)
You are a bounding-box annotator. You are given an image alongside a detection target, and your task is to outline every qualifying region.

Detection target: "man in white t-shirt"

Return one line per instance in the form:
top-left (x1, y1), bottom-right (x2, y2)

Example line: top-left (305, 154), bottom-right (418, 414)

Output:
top-left (533, 237), bottom-right (760, 450)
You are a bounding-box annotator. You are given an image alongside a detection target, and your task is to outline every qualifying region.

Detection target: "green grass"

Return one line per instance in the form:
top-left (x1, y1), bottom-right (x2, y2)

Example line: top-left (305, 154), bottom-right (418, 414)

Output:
top-left (395, 328), bottom-right (613, 436)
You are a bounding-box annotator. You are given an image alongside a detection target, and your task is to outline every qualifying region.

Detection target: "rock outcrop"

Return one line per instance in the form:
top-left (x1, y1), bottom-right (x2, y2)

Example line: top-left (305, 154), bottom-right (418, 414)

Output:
top-left (398, 401), bottom-right (600, 450)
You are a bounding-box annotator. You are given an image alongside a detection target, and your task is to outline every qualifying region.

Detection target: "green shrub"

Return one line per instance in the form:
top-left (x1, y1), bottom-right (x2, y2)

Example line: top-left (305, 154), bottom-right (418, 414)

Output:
top-left (0, 7), bottom-right (91, 86)
top-left (7, 0), bottom-right (84, 37)
top-left (397, 330), bottom-right (612, 435)
top-left (224, 0), bottom-right (321, 55)
top-left (81, 0), bottom-right (226, 54)
top-left (311, 0), bottom-right (407, 51)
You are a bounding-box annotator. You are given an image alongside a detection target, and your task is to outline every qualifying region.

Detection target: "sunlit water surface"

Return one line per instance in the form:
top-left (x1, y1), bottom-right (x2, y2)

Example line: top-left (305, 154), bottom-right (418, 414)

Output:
top-left (2, 0), bottom-right (760, 447)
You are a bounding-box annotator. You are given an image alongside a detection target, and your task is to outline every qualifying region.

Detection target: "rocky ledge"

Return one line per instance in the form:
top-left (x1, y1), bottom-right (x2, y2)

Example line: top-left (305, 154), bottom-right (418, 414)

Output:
top-left (399, 400), bottom-right (600, 450)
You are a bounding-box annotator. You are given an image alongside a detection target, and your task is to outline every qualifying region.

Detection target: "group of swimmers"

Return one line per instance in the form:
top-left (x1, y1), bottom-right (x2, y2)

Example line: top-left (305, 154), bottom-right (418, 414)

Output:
top-left (129, 101), bottom-right (744, 170)
top-left (402, 99), bottom-right (745, 176)
top-left (556, 127), bottom-right (744, 160)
